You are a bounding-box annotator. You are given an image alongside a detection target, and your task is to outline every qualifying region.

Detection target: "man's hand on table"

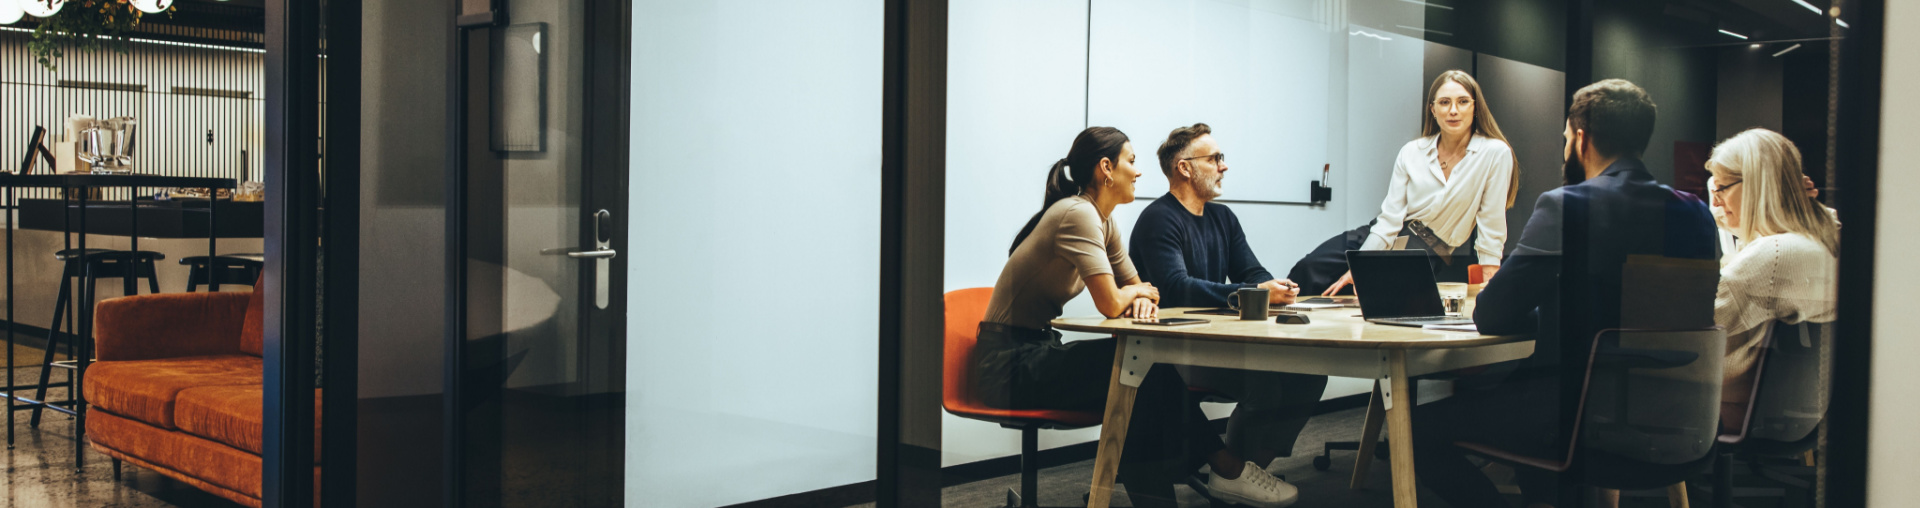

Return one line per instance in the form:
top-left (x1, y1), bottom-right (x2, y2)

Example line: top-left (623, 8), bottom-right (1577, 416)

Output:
top-left (1259, 279), bottom-right (1301, 305)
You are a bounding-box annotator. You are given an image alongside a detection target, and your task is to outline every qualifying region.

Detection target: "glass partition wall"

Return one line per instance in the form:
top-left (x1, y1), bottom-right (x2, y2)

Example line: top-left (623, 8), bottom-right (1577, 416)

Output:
top-left (929, 0), bottom-right (1868, 507)
top-left (329, 0), bottom-right (1880, 506)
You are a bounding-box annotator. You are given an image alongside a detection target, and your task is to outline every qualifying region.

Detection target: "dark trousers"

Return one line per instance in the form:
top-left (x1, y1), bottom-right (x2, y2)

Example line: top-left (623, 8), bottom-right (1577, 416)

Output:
top-left (1178, 366), bottom-right (1327, 458)
top-left (1286, 221), bottom-right (1482, 294)
top-left (974, 324), bottom-right (1225, 482)
top-left (1411, 371), bottom-right (1567, 508)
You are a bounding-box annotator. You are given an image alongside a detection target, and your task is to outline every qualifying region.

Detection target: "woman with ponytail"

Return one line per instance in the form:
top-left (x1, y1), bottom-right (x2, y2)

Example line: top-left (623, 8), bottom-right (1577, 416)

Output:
top-left (975, 127), bottom-right (1297, 507)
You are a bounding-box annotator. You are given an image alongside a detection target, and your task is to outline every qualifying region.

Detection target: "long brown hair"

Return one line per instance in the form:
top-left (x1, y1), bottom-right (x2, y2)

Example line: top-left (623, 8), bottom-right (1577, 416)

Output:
top-left (1421, 70), bottom-right (1520, 208)
top-left (1009, 127), bottom-right (1131, 254)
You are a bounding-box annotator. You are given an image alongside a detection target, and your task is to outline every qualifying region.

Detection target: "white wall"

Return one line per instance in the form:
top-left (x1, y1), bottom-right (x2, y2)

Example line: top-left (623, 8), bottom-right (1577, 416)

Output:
top-left (1869, 2), bottom-right (1920, 504)
top-left (624, 1), bottom-right (882, 506)
top-left (498, 0), bottom-right (586, 391)
top-left (944, 0), bottom-right (1427, 467)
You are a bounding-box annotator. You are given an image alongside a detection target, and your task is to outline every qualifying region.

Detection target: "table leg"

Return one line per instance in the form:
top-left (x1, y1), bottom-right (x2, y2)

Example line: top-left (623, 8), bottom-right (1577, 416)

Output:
top-left (125, 186), bottom-right (137, 297)
top-left (1086, 337), bottom-right (1140, 508)
top-left (75, 189), bottom-right (88, 470)
top-left (5, 186), bottom-right (12, 448)
top-left (1350, 381), bottom-right (1387, 489)
top-left (207, 195), bottom-right (218, 292)
top-left (1386, 350), bottom-right (1417, 507)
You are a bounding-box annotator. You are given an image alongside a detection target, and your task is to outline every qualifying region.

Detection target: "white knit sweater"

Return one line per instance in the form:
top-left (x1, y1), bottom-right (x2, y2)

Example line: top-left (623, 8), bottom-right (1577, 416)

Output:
top-left (1716, 232), bottom-right (1837, 404)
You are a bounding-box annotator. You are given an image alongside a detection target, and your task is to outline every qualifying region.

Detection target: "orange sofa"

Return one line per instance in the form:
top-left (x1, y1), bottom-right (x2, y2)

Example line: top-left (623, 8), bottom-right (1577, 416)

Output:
top-left (84, 281), bottom-right (320, 507)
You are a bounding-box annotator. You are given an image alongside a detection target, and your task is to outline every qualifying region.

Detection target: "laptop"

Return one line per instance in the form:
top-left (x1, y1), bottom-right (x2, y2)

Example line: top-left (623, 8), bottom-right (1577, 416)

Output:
top-left (1344, 250), bottom-right (1474, 327)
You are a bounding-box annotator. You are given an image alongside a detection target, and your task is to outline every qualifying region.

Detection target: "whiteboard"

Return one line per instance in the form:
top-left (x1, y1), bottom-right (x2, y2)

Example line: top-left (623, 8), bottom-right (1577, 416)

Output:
top-left (1089, 0), bottom-right (1332, 203)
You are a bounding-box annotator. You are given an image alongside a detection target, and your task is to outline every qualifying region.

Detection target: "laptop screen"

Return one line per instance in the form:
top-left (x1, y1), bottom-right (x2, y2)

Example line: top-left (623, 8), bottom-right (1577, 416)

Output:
top-left (1344, 250), bottom-right (1445, 319)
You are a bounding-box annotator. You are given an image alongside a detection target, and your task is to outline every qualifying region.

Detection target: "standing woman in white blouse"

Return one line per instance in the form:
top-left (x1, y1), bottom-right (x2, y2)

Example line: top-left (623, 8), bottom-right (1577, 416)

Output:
top-left (1324, 70), bottom-right (1518, 295)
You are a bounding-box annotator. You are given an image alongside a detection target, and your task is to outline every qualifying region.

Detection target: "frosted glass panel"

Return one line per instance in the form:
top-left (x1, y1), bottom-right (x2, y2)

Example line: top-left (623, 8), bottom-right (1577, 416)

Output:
top-left (1088, 0), bottom-right (1332, 203)
top-left (624, 1), bottom-right (882, 507)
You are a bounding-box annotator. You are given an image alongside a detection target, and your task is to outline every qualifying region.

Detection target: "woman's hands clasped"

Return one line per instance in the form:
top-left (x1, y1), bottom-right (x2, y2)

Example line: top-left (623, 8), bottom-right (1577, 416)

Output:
top-left (1123, 282), bottom-right (1160, 319)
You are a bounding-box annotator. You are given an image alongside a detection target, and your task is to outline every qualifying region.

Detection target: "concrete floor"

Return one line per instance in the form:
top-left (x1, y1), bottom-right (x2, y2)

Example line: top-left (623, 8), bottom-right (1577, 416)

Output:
top-left (847, 404), bottom-right (1762, 508)
top-left (0, 363), bottom-right (242, 508)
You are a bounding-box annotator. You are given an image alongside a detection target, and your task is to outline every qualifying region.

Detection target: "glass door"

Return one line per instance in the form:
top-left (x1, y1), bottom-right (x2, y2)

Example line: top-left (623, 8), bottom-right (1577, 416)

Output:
top-left (450, 0), bottom-right (627, 506)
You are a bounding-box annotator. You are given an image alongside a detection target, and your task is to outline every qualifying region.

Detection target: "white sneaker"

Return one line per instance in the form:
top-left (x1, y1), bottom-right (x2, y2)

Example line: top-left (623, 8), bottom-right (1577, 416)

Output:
top-left (1205, 461), bottom-right (1299, 508)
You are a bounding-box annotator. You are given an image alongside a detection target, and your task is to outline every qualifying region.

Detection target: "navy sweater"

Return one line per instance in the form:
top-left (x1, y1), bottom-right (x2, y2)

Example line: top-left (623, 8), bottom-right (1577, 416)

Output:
top-left (1129, 194), bottom-right (1276, 308)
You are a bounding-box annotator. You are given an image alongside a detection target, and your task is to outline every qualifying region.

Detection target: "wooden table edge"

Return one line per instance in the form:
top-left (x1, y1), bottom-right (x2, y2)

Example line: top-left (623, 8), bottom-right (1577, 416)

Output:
top-left (1047, 319), bottom-right (1528, 350)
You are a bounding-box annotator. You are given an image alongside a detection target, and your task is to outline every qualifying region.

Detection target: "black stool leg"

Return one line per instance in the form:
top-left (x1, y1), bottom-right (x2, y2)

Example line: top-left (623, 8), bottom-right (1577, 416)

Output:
top-left (142, 259), bottom-right (159, 295)
top-left (112, 457), bottom-right (121, 481)
top-left (1020, 426), bottom-right (1039, 508)
top-left (30, 262), bottom-right (74, 428)
top-left (185, 262), bottom-right (203, 293)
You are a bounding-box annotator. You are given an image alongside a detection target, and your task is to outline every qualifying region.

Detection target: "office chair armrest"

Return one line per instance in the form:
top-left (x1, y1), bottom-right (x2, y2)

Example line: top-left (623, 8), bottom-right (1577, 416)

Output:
top-left (94, 292), bottom-right (249, 361)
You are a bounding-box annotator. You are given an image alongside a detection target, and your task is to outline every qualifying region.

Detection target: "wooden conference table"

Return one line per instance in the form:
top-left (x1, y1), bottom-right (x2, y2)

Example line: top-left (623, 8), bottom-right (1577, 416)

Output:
top-left (1052, 306), bottom-right (1534, 508)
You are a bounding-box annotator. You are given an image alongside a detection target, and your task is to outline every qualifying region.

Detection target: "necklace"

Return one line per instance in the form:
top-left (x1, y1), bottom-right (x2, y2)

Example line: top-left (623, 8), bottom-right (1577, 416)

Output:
top-left (1437, 137), bottom-right (1467, 175)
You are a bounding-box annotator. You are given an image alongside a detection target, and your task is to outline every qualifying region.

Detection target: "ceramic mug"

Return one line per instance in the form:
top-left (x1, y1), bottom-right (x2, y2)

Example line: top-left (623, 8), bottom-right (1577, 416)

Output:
top-left (1228, 287), bottom-right (1271, 320)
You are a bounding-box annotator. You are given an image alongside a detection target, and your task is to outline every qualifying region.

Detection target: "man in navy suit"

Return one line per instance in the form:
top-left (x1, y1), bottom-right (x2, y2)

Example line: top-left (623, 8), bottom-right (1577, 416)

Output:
top-left (1410, 79), bottom-right (1719, 507)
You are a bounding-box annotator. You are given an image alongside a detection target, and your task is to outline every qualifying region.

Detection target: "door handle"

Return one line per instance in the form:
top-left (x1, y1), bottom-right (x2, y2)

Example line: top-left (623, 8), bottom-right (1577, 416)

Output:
top-left (565, 249), bottom-right (617, 259)
top-left (590, 209), bottom-right (613, 309)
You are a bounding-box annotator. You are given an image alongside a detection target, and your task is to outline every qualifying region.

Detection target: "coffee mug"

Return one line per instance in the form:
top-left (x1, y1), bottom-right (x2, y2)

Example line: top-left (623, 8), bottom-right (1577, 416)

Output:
top-left (1228, 287), bottom-right (1271, 320)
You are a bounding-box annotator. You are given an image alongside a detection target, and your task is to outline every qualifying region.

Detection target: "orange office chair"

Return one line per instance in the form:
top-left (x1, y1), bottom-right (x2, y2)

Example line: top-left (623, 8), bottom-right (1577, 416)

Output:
top-left (943, 288), bottom-right (1102, 508)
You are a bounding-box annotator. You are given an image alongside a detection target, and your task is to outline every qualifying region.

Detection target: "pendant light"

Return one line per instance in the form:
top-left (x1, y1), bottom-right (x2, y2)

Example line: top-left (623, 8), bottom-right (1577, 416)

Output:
top-left (20, 0), bottom-right (64, 18)
top-left (0, 0), bottom-right (24, 25)
top-left (129, 0), bottom-right (172, 14)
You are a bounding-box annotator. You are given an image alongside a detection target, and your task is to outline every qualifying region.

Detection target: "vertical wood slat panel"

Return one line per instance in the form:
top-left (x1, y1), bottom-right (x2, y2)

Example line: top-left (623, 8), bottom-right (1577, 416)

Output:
top-left (1, 28), bottom-right (265, 201)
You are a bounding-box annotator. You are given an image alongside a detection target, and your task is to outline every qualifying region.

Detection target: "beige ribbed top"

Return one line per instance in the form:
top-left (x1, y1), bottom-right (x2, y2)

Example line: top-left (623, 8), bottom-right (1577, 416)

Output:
top-left (984, 196), bottom-right (1138, 330)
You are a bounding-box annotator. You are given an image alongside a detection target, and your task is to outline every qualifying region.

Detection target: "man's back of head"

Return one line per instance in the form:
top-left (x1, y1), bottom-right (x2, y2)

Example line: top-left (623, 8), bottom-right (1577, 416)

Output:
top-left (1569, 79), bottom-right (1658, 161)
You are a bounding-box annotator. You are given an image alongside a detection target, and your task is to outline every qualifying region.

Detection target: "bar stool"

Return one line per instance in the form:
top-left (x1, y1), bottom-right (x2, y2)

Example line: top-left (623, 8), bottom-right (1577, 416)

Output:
top-left (30, 248), bottom-right (164, 427)
top-left (179, 253), bottom-right (264, 292)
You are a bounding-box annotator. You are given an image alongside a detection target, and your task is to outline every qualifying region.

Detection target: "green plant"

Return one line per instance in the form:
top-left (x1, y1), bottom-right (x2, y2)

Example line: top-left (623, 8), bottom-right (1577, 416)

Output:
top-left (26, 0), bottom-right (172, 72)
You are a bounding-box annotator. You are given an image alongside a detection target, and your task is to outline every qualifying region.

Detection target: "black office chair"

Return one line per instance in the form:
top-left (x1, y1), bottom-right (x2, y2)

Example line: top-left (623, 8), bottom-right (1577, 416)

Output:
top-left (179, 253), bottom-right (264, 292)
top-left (1702, 321), bottom-right (1829, 508)
top-left (31, 248), bottom-right (165, 427)
top-left (1454, 327), bottom-right (1726, 507)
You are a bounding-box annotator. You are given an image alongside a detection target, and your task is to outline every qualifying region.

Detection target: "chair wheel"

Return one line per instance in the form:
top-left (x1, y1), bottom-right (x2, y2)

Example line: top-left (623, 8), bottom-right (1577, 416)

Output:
top-left (1313, 455), bottom-right (1332, 471)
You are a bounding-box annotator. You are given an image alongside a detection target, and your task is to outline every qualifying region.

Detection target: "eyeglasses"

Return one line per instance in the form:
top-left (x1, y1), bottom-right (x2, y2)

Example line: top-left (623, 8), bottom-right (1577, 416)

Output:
top-left (1712, 179), bottom-right (1743, 196)
top-left (1182, 152), bottom-right (1226, 165)
top-left (1433, 98), bottom-right (1474, 110)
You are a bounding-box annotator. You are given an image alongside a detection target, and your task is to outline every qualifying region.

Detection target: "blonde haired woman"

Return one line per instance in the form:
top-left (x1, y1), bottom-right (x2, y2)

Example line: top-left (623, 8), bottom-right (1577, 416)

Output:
top-left (1706, 128), bottom-right (1838, 432)
top-left (1323, 70), bottom-right (1519, 294)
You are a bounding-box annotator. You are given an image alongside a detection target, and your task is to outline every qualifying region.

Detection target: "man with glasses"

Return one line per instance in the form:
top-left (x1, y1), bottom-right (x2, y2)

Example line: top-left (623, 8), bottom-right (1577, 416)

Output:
top-left (1129, 122), bottom-right (1325, 508)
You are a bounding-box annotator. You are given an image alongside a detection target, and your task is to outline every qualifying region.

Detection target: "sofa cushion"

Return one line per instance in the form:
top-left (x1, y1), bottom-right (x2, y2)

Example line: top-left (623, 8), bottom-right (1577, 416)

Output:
top-left (88, 409), bottom-right (268, 502)
top-left (84, 355), bottom-right (262, 429)
top-left (240, 278), bottom-right (264, 357)
top-left (175, 385), bottom-right (322, 460)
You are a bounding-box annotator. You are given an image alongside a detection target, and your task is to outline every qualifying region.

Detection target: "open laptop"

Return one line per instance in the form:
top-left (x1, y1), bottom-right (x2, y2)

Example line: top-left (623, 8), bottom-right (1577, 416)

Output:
top-left (1345, 250), bottom-right (1474, 327)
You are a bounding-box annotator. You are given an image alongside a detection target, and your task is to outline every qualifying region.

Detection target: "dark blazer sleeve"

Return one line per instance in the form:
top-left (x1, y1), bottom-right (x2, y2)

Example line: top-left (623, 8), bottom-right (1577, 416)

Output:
top-left (1222, 208), bottom-right (1276, 286)
top-left (1473, 190), bottom-right (1565, 336)
top-left (1130, 208), bottom-right (1247, 308)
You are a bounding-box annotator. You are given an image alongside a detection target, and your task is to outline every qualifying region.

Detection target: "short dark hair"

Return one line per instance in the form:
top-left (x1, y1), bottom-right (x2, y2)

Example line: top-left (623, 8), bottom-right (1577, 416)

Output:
top-left (1157, 123), bottom-right (1212, 178)
top-left (1568, 79), bottom-right (1657, 159)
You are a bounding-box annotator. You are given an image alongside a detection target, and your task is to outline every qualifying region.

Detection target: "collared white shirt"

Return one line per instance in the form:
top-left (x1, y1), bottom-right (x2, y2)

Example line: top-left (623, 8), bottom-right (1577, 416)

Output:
top-left (1361, 134), bottom-right (1515, 266)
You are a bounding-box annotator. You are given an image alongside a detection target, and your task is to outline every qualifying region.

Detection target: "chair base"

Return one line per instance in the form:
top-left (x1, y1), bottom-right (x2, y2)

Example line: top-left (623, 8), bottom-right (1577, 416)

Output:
top-left (1312, 439), bottom-right (1389, 471)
